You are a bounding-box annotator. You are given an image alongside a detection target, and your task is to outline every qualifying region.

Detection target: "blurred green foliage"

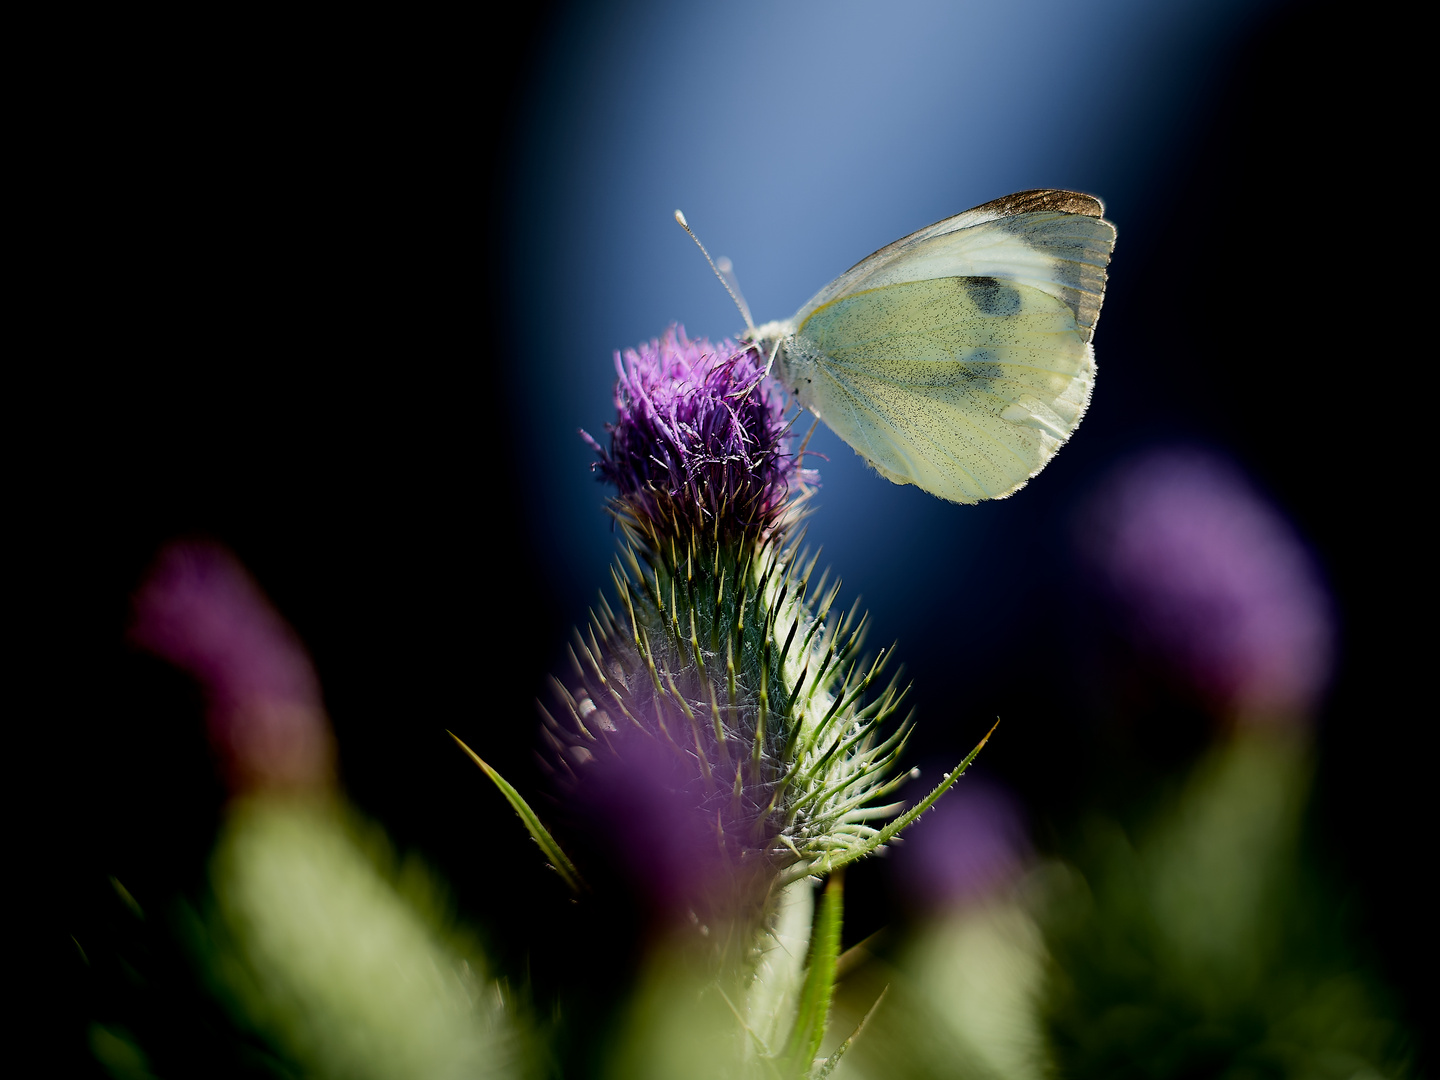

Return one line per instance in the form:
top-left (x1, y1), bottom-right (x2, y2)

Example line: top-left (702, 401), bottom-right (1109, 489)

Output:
top-left (1042, 731), bottom-right (1413, 1079)
top-left (182, 795), bottom-right (519, 1080)
top-left (817, 730), bottom-right (1415, 1080)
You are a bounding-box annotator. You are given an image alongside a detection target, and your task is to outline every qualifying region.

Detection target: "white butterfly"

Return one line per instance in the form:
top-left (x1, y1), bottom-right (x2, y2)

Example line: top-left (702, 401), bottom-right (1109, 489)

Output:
top-left (738, 190), bottom-right (1116, 505)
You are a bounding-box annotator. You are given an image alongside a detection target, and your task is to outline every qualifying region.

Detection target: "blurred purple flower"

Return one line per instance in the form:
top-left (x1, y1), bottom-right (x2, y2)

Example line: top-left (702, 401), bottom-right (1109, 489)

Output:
top-left (582, 325), bottom-right (814, 545)
top-left (894, 778), bottom-right (1030, 911)
top-left (1079, 449), bottom-right (1334, 720)
top-left (562, 730), bottom-right (741, 925)
top-left (543, 687), bottom-right (775, 930)
top-left (130, 542), bottom-right (334, 792)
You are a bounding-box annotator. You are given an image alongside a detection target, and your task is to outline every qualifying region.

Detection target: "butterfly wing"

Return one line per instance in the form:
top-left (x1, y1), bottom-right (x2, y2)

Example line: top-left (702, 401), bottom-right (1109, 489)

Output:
top-left (777, 190), bottom-right (1116, 504)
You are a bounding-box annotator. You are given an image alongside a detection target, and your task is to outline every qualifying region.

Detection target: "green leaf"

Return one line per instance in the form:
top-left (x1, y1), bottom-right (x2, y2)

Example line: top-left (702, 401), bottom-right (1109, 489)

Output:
top-left (812, 984), bottom-right (889, 1080)
top-left (448, 731), bottom-right (584, 895)
top-left (781, 870), bottom-right (844, 1077)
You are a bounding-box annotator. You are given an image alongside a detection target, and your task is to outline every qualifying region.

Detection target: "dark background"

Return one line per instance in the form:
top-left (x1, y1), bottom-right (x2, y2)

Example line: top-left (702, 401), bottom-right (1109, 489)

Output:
top-left (20, 1), bottom-right (1422, 1073)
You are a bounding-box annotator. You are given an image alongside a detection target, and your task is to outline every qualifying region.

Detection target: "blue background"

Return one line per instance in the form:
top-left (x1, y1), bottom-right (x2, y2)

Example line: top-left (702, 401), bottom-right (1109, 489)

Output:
top-left (509, 0), bottom-right (1268, 634)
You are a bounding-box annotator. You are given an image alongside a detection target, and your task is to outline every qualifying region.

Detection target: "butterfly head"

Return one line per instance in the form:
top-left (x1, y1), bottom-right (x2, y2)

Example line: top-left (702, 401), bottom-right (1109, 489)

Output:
top-left (748, 319), bottom-right (794, 348)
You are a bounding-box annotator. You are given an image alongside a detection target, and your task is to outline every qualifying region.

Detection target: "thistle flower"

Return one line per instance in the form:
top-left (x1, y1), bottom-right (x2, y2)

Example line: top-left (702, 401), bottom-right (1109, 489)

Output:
top-left (582, 326), bottom-right (814, 548)
top-left (434, 322), bottom-right (997, 1078)
top-left (130, 541), bottom-right (335, 791)
top-left (541, 327), bottom-right (981, 948)
top-left (131, 543), bottom-right (515, 1078)
top-left (1078, 449), bottom-right (1334, 721)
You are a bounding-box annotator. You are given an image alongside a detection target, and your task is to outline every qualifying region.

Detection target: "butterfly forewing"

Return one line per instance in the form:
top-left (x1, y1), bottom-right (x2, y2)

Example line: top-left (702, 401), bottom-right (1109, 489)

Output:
top-left (795, 201), bottom-right (1114, 340)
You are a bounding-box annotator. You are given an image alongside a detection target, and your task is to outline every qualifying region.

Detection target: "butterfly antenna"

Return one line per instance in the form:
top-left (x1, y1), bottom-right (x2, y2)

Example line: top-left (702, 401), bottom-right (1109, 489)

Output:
top-left (675, 210), bottom-right (754, 334)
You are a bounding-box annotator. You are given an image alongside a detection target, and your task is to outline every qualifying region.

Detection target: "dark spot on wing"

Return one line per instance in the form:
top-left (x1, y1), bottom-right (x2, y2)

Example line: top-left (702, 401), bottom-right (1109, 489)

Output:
top-left (964, 277), bottom-right (1022, 316)
top-left (962, 348), bottom-right (1006, 381)
top-left (961, 347), bottom-right (1008, 388)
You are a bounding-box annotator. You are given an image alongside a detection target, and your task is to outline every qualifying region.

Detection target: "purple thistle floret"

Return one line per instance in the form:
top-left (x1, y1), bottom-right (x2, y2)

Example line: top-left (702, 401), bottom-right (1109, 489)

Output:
top-left (582, 325), bottom-right (815, 545)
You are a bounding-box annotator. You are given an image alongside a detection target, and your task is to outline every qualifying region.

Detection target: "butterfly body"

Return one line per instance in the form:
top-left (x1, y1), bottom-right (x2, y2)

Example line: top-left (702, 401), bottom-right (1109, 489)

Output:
top-left (753, 190), bottom-right (1116, 505)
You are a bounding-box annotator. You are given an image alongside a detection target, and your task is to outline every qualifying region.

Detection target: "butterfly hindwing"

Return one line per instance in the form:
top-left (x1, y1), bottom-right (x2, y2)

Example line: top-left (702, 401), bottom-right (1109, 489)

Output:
top-left (783, 275), bottom-right (1092, 503)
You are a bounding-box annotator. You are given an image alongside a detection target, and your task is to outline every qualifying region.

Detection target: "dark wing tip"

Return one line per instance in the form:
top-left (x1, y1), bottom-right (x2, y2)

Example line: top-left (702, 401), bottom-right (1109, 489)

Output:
top-left (976, 189), bottom-right (1105, 218)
